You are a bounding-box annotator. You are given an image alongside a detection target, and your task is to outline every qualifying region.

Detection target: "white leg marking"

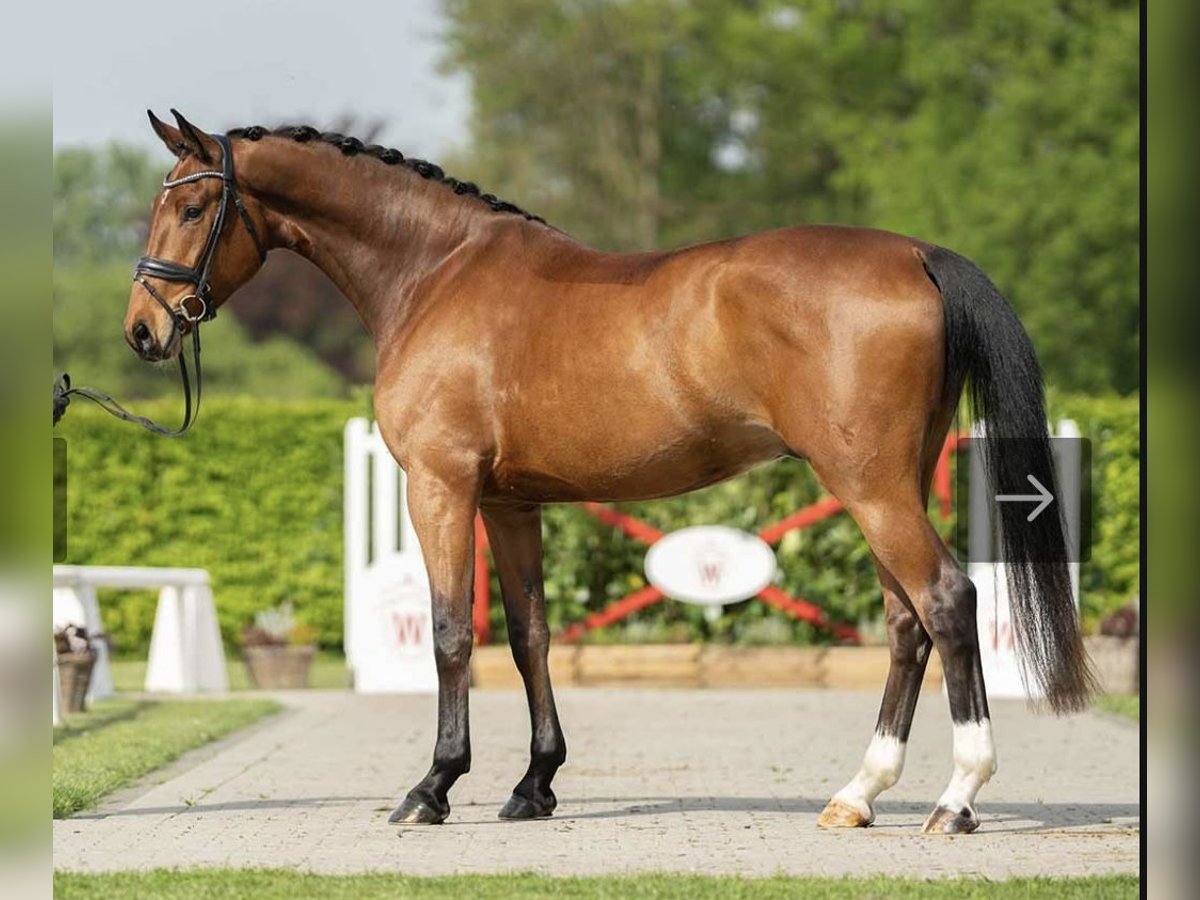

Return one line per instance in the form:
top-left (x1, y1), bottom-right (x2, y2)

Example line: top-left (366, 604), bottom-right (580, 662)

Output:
top-left (935, 719), bottom-right (997, 815)
top-left (830, 732), bottom-right (907, 822)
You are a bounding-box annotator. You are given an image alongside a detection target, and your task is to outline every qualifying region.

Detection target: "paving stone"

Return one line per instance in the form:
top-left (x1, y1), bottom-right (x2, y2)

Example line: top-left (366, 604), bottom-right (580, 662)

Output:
top-left (53, 688), bottom-right (1139, 878)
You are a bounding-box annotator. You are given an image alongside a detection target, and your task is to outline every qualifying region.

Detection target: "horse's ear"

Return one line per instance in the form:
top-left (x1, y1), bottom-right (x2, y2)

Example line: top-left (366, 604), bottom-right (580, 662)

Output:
top-left (169, 108), bottom-right (219, 164)
top-left (147, 109), bottom-right (193, 159)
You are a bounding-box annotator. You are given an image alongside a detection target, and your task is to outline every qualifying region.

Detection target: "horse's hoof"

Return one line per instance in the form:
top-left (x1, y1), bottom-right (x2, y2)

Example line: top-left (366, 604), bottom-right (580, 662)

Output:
top-left (816, 798), bottom-right (873, 828)
top-left (498, 791), bottom-right (556, 820)
top-left (388, 796), bottom-right (447, 825)
top-left (921, 805), bottom-right (979, 835)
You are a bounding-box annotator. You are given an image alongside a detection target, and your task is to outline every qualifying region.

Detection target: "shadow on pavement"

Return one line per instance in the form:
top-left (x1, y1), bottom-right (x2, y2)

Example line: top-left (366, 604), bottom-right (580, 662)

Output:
top-left (70, 793), bottom-right (1140, 833)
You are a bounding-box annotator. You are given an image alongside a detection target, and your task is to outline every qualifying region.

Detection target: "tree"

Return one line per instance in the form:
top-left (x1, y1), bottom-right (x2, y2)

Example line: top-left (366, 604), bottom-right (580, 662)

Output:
top-left (441, 0), bottom-right (681, 250)
top-left (830, 0), bottom-right (1140, 394)
top-left (53, 144), bottom-right (163, 266)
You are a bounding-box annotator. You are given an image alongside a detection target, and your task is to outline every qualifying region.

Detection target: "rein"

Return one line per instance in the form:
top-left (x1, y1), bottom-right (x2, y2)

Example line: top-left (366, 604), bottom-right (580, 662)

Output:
top-left (54, 133), bottom-right (265, 436)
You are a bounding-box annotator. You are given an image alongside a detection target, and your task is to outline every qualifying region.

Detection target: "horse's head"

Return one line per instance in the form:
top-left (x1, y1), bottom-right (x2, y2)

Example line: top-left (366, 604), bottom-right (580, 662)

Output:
top-left (125, 110), bottom-right (267, 360)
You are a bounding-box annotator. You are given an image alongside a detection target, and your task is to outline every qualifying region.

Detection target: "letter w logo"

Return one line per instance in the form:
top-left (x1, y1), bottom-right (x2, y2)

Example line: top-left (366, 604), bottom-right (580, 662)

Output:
top-left (697, 560), bottom-right (724, 586)
top-left (392, 612), bottom-right (425, 647)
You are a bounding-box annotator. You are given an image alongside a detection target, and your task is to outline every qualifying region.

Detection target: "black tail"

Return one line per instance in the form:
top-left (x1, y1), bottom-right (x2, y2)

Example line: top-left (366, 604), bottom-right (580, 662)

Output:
top-left (923, 245), bottom-right (1096, 713)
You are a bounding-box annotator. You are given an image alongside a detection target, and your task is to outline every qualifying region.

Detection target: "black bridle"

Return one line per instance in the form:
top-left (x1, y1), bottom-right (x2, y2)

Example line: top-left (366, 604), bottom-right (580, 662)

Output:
top-left (55, 133), bottom-right (266, 435)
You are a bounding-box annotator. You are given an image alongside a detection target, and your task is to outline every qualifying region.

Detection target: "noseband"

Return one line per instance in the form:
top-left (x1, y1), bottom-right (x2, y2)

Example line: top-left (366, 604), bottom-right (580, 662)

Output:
top-left (56, 133), bottom-right (266, 436)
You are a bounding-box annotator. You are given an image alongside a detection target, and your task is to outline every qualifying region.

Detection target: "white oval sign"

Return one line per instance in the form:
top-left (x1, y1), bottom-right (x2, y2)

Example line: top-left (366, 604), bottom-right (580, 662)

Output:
top-left (645, 525), bottom-right (777, 606)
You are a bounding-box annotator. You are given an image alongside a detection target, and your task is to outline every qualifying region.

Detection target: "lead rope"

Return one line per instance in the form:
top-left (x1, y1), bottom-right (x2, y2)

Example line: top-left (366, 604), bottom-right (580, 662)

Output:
top-left (54, 323), bottom-right (202, 436)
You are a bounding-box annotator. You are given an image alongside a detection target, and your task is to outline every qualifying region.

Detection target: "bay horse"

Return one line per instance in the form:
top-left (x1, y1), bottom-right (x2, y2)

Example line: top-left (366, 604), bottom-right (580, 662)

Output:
top-left (125, 111), bottom-right (1093, 834)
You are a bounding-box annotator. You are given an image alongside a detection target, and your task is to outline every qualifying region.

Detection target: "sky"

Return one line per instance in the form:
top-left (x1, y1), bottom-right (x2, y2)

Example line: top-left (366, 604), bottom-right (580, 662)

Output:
top-left (52, 0), bottom-right (470, 162)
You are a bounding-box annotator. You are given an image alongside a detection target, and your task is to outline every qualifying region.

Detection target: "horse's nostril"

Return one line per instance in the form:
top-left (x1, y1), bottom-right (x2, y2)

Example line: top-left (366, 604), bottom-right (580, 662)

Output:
top-left (133, 322), bottom-right (151, 344)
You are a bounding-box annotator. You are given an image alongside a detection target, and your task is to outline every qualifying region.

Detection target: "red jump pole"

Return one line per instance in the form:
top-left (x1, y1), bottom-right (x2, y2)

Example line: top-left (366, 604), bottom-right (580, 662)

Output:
top-left (757, 585), bottom-right (860, 643)
top-left (473, 513), bottom-right (491, 646)
top-left (757, 497), bottom-right (844, 545)
top-left (933, 434), bottom-right (954, 522)
top-left (561, 585), bottom-right (664, 643)
top-left (582, 502), bottom-right (665, 544)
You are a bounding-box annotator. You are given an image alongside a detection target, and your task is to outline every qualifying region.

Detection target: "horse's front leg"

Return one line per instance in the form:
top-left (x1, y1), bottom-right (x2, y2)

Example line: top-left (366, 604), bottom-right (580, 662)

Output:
top-left (388, 459), bottom-right (481, 826)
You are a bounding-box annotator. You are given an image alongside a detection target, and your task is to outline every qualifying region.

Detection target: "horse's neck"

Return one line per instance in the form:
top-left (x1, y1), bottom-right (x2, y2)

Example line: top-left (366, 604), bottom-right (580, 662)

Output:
top-left (248, 143), bottom-right (482, 338)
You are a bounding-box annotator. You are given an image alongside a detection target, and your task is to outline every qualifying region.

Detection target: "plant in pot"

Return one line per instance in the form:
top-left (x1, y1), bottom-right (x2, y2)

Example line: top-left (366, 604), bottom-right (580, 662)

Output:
top-left (241, 602), bottom-right (319, 689)
top-left (54, 623), bottom-right (98, 713)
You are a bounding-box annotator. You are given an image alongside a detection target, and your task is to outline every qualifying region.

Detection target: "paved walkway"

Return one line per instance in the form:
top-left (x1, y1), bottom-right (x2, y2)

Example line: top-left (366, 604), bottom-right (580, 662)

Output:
top-left (54, 689), bottom-right (1139, 878)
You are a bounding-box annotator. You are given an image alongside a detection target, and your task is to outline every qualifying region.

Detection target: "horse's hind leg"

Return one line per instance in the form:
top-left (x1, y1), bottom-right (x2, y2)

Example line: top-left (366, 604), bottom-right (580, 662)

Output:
top-left (817, 562), bottom-right (932, 827)
top-left (481, 502), bottom-right (567, 819)
top-left (818, 433), bottom-right (941, 829)
top-left (917, 555), bottom-right (995, 835)
top-left (828, 490), bottom-right (996, 834)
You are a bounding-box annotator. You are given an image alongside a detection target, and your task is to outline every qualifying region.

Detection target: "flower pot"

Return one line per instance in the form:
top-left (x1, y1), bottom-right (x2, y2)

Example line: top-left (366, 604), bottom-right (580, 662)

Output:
top-left (242, 644), bottom-right (316, 689)
top-left (57, 650), bottom-right (97, 713)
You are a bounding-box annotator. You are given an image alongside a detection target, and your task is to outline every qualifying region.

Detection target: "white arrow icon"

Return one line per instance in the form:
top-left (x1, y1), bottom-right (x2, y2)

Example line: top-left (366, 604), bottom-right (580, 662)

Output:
top-left (995, 474), bottom-right (1054, 522)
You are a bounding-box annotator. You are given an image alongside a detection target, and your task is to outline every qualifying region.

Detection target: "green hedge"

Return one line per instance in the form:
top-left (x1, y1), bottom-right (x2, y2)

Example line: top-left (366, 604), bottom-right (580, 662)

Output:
top-left (59, 394), bottom-right (1137, 653)
top-left (1046, 392), bottom-right (1141, 633)
top-left (59, 398), bottom-right (365, 653)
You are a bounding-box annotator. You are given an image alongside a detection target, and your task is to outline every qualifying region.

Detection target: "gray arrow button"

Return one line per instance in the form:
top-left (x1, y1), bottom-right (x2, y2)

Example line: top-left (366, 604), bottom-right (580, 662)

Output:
top-left (996, 474), bottom-right (1054, 522)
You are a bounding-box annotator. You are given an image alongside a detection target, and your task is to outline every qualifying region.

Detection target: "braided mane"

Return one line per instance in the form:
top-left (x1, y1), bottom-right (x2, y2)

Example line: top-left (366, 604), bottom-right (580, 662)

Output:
top-left (226, 124), bottom-right (545, 224)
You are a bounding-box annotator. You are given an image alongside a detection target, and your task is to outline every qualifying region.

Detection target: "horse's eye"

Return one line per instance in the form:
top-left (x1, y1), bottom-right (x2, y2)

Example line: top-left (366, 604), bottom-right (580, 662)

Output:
top-left (183, 205), bottom-right (203, 221)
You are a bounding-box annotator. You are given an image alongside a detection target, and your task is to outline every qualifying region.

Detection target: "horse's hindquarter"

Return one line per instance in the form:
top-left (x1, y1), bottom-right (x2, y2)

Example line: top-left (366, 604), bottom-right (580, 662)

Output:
top-left (717, 227), bottom-right (949, 481)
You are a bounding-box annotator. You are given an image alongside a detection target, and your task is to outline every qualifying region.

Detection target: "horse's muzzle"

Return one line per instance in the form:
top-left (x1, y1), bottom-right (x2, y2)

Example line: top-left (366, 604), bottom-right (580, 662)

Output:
top-left (127, 319), bottom-right (176, 361)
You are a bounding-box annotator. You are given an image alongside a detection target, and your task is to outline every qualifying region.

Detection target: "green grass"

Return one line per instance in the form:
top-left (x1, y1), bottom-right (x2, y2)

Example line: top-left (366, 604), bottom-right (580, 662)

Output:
top-left (53, 698), bottom-right (279, 818)
top-left (1096, 694), bottom-right (1140, 721)
top-left (51, 872), bottom-right (1139, 899)
top-left (109, 650), bottom-right (350, 693)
